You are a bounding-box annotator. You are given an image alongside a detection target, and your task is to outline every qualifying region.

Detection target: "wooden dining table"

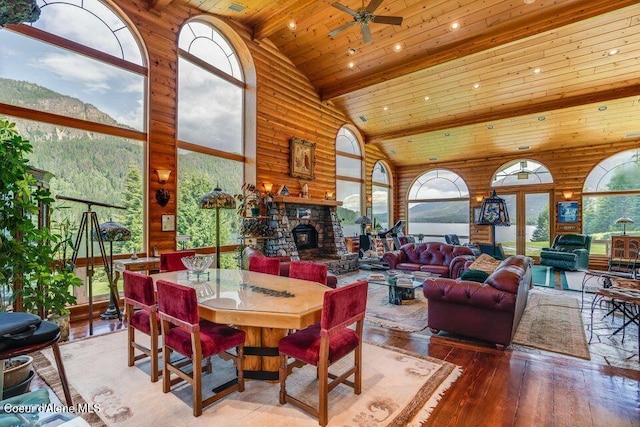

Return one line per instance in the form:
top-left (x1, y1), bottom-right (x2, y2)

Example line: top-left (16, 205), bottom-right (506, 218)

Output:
top-left (150, 268), bottom-right (329, 380)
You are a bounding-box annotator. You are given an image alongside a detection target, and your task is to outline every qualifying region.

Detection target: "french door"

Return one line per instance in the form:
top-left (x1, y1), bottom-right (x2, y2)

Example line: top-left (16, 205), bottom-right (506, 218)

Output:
top-left (495, 190), bottom-right (551, 257)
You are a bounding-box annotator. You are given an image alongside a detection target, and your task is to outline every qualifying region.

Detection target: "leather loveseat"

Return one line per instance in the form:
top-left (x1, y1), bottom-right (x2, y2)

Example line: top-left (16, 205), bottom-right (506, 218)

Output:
top-left (382, 242), bottom-right (474, 279)
top-left (539, 233), bottom-right (591, 271)
top-left (423, 255), bottom-right (533, 349)
top-left (242, 247), bottom-right (338, 288)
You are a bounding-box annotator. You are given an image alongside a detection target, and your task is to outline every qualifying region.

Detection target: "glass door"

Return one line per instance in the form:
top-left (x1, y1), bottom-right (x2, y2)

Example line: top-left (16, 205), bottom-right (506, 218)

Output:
top-left (495, 191), bottom-right (550, 257)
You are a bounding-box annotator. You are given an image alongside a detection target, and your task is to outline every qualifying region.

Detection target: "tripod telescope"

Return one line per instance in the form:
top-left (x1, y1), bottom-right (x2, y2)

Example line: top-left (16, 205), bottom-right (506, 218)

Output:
top-left (57, 195), bottom-right (126, 335)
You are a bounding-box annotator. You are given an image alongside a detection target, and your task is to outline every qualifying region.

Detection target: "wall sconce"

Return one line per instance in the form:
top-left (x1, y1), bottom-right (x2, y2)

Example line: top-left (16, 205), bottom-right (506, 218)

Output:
top-left (366, 195), bottom-right (372, 203)
top-left (155, 169), bottom-right (171, 207)
top-left (475, 195), bottom-right (484, 203)
top-left (263, 182), bottom-right (273, 194)
top-left (325, 191), bottom-right (334, 200)
top-left (562, 190), bottom-right (573, 200)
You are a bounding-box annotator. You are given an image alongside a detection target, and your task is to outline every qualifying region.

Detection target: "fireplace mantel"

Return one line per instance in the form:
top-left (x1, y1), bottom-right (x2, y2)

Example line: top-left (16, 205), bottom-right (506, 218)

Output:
top-left (272, 196), bottom-right (342, 207)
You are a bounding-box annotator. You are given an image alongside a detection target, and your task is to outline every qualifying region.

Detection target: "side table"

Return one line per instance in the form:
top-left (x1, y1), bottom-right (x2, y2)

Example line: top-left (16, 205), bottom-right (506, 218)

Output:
top-left (113, 257), bottom-right (160, 286)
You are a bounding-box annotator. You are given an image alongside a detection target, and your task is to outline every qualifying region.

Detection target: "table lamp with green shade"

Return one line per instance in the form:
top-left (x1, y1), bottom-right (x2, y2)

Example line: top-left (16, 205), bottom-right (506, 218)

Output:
top-left (615, 216), bottom-right (634, 235)
top-left (199, 185), bottom-right (236, 269)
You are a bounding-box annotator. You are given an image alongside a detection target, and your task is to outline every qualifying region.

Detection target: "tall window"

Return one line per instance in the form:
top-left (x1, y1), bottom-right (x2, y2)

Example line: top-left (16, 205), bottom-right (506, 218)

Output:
top-left (177, 21), bottom-right (244, 266)
top-left (583, 149), bottom-right (640, 255)
top-left (0, 0), bottom-right (147, 301)
top-left (407, 170), bottom-right (469, 242)
top-left (372, 161), bottom-right (391, 231)
top-left (335, 127), bottom-right (363, 237)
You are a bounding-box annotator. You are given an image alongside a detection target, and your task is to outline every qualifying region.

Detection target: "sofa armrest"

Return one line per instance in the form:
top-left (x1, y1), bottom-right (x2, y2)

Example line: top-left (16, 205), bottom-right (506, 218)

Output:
top-left (423, 278), bottom-right (516, 312)
top-left (573, 248), bottom-right (590, 269)
top-left (382, 250), bottom-right (406, 269)
top-left (450, 254), bottom-right (476, 279)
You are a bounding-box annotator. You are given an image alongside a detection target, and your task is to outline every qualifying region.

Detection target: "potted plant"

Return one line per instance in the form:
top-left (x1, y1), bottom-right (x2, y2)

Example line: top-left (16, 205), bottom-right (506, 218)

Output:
top-left (235, 183), bottom-right (262, 217)
top-left (417, 233), bottom-right (425, 243)
top-left (3, 356), bottom-right (35, 398)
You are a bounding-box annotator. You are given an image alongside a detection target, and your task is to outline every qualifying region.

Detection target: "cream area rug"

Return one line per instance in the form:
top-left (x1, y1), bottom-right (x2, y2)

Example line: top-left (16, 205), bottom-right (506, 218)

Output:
top-left (512, 291), bottom-right (590, 360)
top-left (365, 285), bottom-right (429, 332)
top-left (35, 331), bottom-right (461, 426)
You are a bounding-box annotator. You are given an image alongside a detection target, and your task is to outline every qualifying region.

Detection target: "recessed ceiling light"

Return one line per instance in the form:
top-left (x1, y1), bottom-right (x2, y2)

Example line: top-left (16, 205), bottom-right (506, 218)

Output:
top-left (407, 139), bottom-right (412, 143)
top-left (487, 125), bottom-right (494, 129)
top-left (424, 96), bottom-right (430, 101)
top-left (533, 67), bottom-right (542, 74)
top-left (393, 44), bottom-right (402, 52)
top-left (390, 149), bottom-right (397, 155)
top-left (607, 48), bottom-right (620, 56)
top-left (449, 22), bottom-right (461, 31)
top-left (444, 132), bottom-right (451, 136)
top-left (472, 83), bottom-right (481, 89)
top-left (523, 0), bottom-right (536, 4)
top-left (347, 47), bottom-right (357, 55)
top-left (383, 106), bottom-right (389, 111)
top-left (287, 21), bottom-right (297, 30)
top-left (598, 106), bottom-right (608, 111)
top-left (347, 61), bottom-right (355, 69)
top-left (537, 116), bottom-right (546, 121)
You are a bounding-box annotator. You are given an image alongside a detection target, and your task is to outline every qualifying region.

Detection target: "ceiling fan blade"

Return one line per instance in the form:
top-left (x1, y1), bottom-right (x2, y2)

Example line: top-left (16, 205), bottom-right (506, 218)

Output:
top-left (329, 21), bottom-right (357, 37)
top-left (361, 24), bottom-right (372, 44)
top-left (372, 15), bottom-right (403, 25)
top-left (365, 0), bottom-right (384, 13)
top-left (331, 2), bottom-right (357, 16)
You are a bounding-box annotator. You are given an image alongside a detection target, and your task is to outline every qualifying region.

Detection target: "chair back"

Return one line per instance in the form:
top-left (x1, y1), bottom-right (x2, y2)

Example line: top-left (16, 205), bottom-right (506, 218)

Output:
top-left (123, 271), bottom-right (155, 309)
top-left (156, 280), bottom-right (200, 328)
top-left (445, 234), bottom-right (461, 245)
top-left (321, 281), bottom-right (368, 332)
top-left (249, 256), bottom-right (281, 276)
top-left (551, 234), bottom-right (591, 252)
top-left (160, 250), bottom-right (196, 272)
top-left (289, 261), bottom-right (328, 285)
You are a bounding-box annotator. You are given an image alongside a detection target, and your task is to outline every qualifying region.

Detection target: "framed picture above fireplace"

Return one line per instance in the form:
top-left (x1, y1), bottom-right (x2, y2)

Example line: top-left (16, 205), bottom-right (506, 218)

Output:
top-left (290, 137), bottom-right (316, 180)
top-left (297, 208), bottom-right (311, 219)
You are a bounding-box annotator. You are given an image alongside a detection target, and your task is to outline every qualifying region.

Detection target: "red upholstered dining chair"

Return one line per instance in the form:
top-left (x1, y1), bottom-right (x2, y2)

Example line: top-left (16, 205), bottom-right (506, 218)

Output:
top-left (123, 270), bottom-right (161, 382)
top-left (156, 279), bottom-right (246, 417)
top-left (288, 261), bottom-right (328, 286)
top-left (249, 256), bottom-right (281, 276)
top-left (278, 280), bottom-right (369, 426)
top-left (160, 250), bottom-right (196, 272)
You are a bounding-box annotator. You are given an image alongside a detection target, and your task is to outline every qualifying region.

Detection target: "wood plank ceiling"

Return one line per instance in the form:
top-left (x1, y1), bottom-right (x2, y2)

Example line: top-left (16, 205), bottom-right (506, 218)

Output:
top-left (158, 0), bottom-right (640, 167)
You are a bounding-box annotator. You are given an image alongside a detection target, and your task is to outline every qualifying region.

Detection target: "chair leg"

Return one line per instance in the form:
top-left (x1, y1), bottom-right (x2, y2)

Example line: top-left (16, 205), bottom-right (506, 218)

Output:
top-left (279, 353), bottom-right (287, 405)
top-left (236, 345), bottom-right (244, 392)
top-left (192, 352), bottom-right (203, 417)
top-left (127, 325), bottom-right (135, 367)
top-left (162, 346), bottom-right (171, 394)
top-left (150, 328), bottom-right (159, 383)
top-left (51, 341), bottom-right (73, 406)
top-left (354, 344), bottom-right (362, 395)
top-left (318, 358), bottom-right (329, 427)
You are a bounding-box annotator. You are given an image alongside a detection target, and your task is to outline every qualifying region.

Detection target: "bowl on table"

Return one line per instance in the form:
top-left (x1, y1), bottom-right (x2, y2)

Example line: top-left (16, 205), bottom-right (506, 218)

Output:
top-left (181, 254), bottom-right (215, 274)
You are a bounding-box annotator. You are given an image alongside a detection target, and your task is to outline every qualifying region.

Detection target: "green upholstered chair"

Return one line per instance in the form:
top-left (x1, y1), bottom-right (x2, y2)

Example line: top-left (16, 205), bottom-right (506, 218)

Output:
top-left (540, 234), bottom-right (592, 271)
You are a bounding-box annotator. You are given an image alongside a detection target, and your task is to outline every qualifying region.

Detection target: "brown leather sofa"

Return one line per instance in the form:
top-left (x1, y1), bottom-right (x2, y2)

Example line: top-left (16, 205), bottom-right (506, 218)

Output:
top-left (382, 242), bottom-right (474, 279)
top-left (422, 255), bottom-right (533, 349)
top-left (242, 247), bottom-right (338, 288)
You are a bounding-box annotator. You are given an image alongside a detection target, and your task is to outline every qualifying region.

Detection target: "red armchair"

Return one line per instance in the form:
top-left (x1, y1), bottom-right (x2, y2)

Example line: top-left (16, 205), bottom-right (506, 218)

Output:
top-left (382, 242), bottom-right (474, 279)
top-left (242, 247), bottom-right (338, 288)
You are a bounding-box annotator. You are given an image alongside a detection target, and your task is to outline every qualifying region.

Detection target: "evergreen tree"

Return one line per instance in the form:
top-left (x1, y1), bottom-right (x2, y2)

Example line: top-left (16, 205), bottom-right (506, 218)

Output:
top-left (118, 166), bottom-right (143, 253)
top-left (530, 206), bottom-right (549, 242)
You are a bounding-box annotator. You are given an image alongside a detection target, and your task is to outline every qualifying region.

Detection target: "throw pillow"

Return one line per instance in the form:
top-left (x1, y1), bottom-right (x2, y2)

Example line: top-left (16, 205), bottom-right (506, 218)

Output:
top-left (460, 269), bottom-right (490, 283)
top-left (468, 253), bottom-right (501, 274)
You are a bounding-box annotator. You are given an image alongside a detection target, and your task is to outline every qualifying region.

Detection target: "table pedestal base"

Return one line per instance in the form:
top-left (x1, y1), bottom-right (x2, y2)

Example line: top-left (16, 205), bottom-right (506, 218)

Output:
top-left (389, 286), bottom-right (415, 305)
top-left (239, 326), bottom-right (286, 381)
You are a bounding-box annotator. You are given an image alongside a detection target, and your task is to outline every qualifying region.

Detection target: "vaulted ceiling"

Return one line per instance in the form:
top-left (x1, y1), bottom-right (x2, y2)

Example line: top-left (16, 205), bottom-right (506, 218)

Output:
top-left (154, 0), bottom-right (640, 167)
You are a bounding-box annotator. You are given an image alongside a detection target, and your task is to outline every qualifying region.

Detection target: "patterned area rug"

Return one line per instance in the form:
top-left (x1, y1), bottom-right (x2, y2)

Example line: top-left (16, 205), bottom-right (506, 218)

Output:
top-left (366, 285), bottom-right (430, 332)
top-left (512, 291), bottom-right (590, 360)
top-left (34, 330), bottom-right (461, 426)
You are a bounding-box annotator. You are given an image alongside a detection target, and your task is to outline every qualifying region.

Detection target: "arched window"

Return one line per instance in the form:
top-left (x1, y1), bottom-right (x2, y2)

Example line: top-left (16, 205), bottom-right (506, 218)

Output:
top-left (407, 169), bottom-right (469, 242)
top-left (583, 149), bottom-right (640, 244)
top-left (0, 0), bottom-right (147, 302)
top-left (335, 126), bottom-right (363, 237)
top-left (492, 159), bottom-right (552, 186)
top-left (372, 161), bottom-right (392, 230)
top-left (177, 20), bottom-right (245, 265)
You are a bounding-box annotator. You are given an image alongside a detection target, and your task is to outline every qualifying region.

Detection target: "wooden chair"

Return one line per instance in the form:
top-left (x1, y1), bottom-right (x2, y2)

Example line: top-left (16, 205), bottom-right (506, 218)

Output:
top-left (160, 250), bottom-right (196, 272)
top-left (278, 280), bottom-right (368, 426)
top-left (248, 256), bottom-right (281, 276)
top-left (123, 270), bottom-right (161, 382)
top-left (288, 261), bottom-right (328, 286)
top-left (156, 280), bottom-right (245, 417)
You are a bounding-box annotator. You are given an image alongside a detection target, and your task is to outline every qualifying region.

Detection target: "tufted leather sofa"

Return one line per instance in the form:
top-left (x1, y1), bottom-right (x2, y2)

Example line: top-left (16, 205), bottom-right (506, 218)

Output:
top-left (423, 255), bottom-right (533, 349)
top-left (242, 246), bottom-right (337, 288)
top-left (382, 242), bottom-right (474, 279)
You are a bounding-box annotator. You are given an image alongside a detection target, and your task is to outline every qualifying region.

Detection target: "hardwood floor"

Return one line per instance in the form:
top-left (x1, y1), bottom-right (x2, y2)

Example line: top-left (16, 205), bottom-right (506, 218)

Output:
top-left (64, 315), bottom-right (640, 426)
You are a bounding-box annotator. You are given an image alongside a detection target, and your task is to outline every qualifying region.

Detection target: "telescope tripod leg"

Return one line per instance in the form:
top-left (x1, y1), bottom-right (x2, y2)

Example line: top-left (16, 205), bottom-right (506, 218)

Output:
top-left (90, 212), bottom-right (121, 320)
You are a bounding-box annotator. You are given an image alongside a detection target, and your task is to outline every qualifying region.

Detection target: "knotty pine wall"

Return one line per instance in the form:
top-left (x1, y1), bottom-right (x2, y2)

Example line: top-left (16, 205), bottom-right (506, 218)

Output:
top-left (112, 0), bottom-right (360, 254)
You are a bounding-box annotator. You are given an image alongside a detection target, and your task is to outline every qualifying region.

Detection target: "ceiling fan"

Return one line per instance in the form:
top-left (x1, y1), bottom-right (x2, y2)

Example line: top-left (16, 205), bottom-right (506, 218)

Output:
top-left (328, 0), bottom-right (403, 44)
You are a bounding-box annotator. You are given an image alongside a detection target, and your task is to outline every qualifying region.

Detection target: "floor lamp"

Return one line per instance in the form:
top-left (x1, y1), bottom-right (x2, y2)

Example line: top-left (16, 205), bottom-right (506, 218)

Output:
top-left (477, 190), bottom-right (510, 258)
top-left (199, 185), bottom-right (236, 269)
top-left (95, 220), bottom-right (131, 320)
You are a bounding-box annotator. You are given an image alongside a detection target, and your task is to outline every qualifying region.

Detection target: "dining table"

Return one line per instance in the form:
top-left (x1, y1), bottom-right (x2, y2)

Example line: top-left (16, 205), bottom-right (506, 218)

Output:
top-left (150, 268), bottom-right (329, 380)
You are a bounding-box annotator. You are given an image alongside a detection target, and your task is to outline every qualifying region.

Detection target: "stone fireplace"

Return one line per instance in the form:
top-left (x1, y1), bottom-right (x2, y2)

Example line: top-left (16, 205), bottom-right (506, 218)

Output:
top-left (263, 197), bottom-right (358, 274)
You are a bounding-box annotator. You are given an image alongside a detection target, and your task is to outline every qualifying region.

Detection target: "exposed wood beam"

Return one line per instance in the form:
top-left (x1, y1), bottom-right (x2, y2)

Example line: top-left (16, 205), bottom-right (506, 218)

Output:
top-left (368, 83), bottom-right (640, 144)
top-left (149, 0), bottom-right (174, 12)
top-left (321, 0), bottom-right (640, 101)
top-left (252, 0), bottom-right (326, 40)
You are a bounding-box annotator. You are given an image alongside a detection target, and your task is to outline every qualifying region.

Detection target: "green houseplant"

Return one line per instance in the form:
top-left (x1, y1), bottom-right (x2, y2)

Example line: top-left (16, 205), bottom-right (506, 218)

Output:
top-left (0, 118), bottom-right (82, 338)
